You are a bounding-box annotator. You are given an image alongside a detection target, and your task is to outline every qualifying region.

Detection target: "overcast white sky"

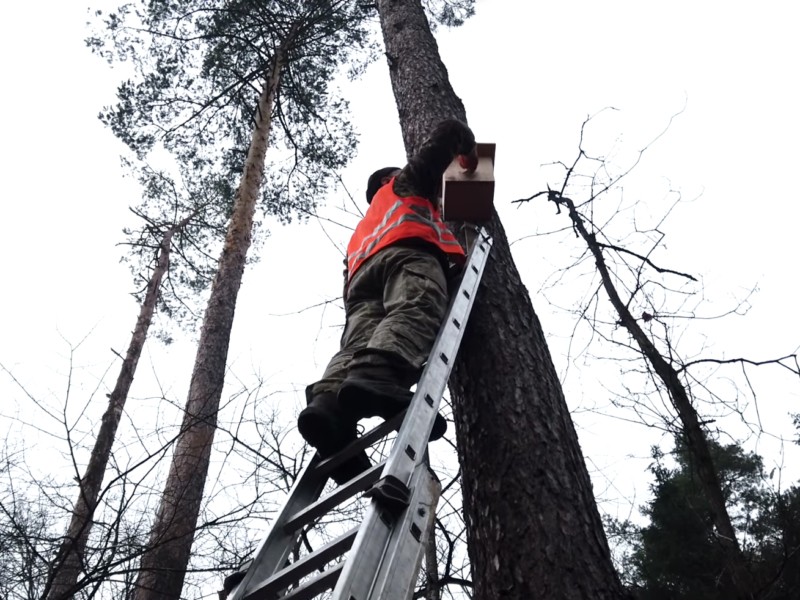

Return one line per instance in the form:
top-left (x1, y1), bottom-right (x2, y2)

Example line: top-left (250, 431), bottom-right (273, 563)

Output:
top-left (1, 0), bottom-right (799, 557)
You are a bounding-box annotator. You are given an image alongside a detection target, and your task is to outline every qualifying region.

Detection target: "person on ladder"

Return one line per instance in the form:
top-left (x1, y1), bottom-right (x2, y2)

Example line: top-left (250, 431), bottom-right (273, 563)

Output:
top-left (299, 118), bottom-right (478, 484)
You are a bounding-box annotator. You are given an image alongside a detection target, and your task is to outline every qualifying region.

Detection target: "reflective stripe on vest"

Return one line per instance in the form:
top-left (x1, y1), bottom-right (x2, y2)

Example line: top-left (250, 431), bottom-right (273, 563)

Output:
top-left (346, 180), bottom-right (465, 279)
top-left (347, 199), bottom-right (405, 271)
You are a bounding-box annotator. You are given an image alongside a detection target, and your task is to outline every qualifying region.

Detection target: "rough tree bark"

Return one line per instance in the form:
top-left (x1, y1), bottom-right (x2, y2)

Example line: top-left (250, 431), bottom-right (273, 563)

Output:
top-left (45, 215), bottom-right (190, 600)
top-left (375, 1), bottom-right (628, 598)
top-left (132, 50), bottom-right (285, 600)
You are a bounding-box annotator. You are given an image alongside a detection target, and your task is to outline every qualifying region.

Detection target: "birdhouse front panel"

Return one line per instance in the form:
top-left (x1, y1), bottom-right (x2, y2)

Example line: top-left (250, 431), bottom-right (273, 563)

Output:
top-left (442, 143), bottom-right (496, 223)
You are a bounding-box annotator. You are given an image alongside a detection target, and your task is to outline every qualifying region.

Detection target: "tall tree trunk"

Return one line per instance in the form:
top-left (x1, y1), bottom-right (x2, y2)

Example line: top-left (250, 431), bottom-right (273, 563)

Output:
top-left (133, 52), bottom-right (284, 600)
top-left (375, 1), bottom-right (627, 598)
top-left (555, 194), bottom-right (754, 598)
top-left (45, 217), bottom-right (189, 600)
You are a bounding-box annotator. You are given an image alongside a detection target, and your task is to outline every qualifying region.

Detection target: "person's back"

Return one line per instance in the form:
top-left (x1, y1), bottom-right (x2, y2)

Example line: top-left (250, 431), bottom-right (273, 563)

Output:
top-left (298, 119), bottom-right (478, 484)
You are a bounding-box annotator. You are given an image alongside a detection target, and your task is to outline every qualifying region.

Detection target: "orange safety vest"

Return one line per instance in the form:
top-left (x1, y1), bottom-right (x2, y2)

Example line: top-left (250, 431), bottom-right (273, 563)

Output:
top-left (346, 179), bottom-right (466, 280)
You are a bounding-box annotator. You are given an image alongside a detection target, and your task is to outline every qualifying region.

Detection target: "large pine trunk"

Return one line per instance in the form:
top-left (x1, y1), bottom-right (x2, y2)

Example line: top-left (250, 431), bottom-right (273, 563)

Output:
top-left (375, 1), bottom-right (627, 597)
top-left (45, 218), bottom-right (187, 600)
top-left (132, 55), bottom-right (283, 600)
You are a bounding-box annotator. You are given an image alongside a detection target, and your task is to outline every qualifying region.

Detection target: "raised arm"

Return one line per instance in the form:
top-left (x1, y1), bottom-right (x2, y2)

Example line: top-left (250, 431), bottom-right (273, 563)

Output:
top-left (393, 119), bottom-right (476, 201)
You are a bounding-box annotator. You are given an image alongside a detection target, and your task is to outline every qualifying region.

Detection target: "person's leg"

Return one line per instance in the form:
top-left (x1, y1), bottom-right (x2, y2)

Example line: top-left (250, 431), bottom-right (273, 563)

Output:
top-left (304, 292), bottom-right (386, 400)
top-left (339, 246), bottom-right (450, 438)
top-left (299, 270), bottom-right (386, 483)
top-left (371, 247), bottom-right (449, 370)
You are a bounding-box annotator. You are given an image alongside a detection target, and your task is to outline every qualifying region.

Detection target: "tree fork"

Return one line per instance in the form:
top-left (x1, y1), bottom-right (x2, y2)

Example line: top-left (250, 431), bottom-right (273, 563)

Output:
top-left (375, 1), bottom-right (628, 597)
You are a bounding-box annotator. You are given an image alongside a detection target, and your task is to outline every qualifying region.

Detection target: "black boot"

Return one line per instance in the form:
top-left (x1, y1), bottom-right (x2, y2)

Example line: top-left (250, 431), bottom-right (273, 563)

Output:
top-left (297, 392), bottom-right (371, 485)
top-left (338, 366), bottom-right (447, 441)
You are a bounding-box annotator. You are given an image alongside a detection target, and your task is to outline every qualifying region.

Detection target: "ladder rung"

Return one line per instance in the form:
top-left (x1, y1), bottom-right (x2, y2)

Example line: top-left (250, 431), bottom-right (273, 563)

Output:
top-left (284, 461), bottom-right (385, 534)
top-left (279, 562), bottom-right (343, 600)
top-left (243, 527), bottom-right (358, 600)
top-left (229, 229), bottom-right (492, 600)
top-left (313, 411), bottom-right (405, 478)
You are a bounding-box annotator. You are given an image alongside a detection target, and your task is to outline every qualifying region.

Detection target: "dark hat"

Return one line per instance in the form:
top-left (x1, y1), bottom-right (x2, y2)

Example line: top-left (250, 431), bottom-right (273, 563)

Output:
top-left (366, 167), bottom-right (402, 204)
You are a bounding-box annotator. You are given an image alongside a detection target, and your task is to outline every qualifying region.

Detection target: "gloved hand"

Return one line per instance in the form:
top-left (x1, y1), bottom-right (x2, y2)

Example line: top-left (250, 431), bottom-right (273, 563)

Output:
top-left (458, 148), bottom-right (479, 173)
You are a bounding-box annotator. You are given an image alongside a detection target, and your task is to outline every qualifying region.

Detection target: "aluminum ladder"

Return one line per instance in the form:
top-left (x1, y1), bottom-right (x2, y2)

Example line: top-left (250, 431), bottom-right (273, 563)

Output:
top-left (223, 227), bottom-right (492, 600)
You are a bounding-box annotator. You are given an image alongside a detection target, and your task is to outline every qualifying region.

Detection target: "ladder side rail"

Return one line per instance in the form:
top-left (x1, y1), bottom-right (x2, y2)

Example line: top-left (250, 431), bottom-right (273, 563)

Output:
top-left (332, 228), bottom-right (492, 600)
top-left (381, 228), bottom-right (492, 487)
top-left (369, 462), bottom-right (441, 600)
top-left (227, 457), bottom-right (328, 600)
top-left (330, 456), bottom-right (438, 600)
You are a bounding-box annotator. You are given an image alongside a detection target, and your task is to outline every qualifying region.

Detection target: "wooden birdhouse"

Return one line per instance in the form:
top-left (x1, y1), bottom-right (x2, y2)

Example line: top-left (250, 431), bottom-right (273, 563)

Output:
top-left (441, 142), bottom-right (496, 223)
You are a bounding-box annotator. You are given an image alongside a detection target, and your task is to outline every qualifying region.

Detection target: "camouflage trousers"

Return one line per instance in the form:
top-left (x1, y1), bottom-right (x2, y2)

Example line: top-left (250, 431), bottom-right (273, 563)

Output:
top-left (307, 245), bottom-right (449, 402)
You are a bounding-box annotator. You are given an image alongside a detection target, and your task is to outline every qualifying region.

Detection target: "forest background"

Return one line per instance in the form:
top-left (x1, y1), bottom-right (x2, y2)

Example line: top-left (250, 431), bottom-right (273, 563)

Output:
top-left (1, 0), bottom-right (798, 597)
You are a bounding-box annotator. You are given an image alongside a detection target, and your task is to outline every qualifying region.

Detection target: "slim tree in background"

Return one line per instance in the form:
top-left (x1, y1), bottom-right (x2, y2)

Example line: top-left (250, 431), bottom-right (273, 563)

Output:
top-left (372, 0), bottom-right (627, 597)
top-left (132, 49), bottom-right (284, 599)
top-left (531, 176), bottom-right (757, 598)
top-left (41, 150), bottom-right (242, 599)
top-left (516, 114), bottom-right (800, 598)
top-left (92, 2), bottom-right (375, 597)
top-left (43, 211), bottom-right (193, 600)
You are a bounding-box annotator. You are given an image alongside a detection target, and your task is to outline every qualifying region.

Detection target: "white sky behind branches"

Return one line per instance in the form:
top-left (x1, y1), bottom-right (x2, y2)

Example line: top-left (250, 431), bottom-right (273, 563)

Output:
top-left (1, 0), bottom-right (799, 583)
